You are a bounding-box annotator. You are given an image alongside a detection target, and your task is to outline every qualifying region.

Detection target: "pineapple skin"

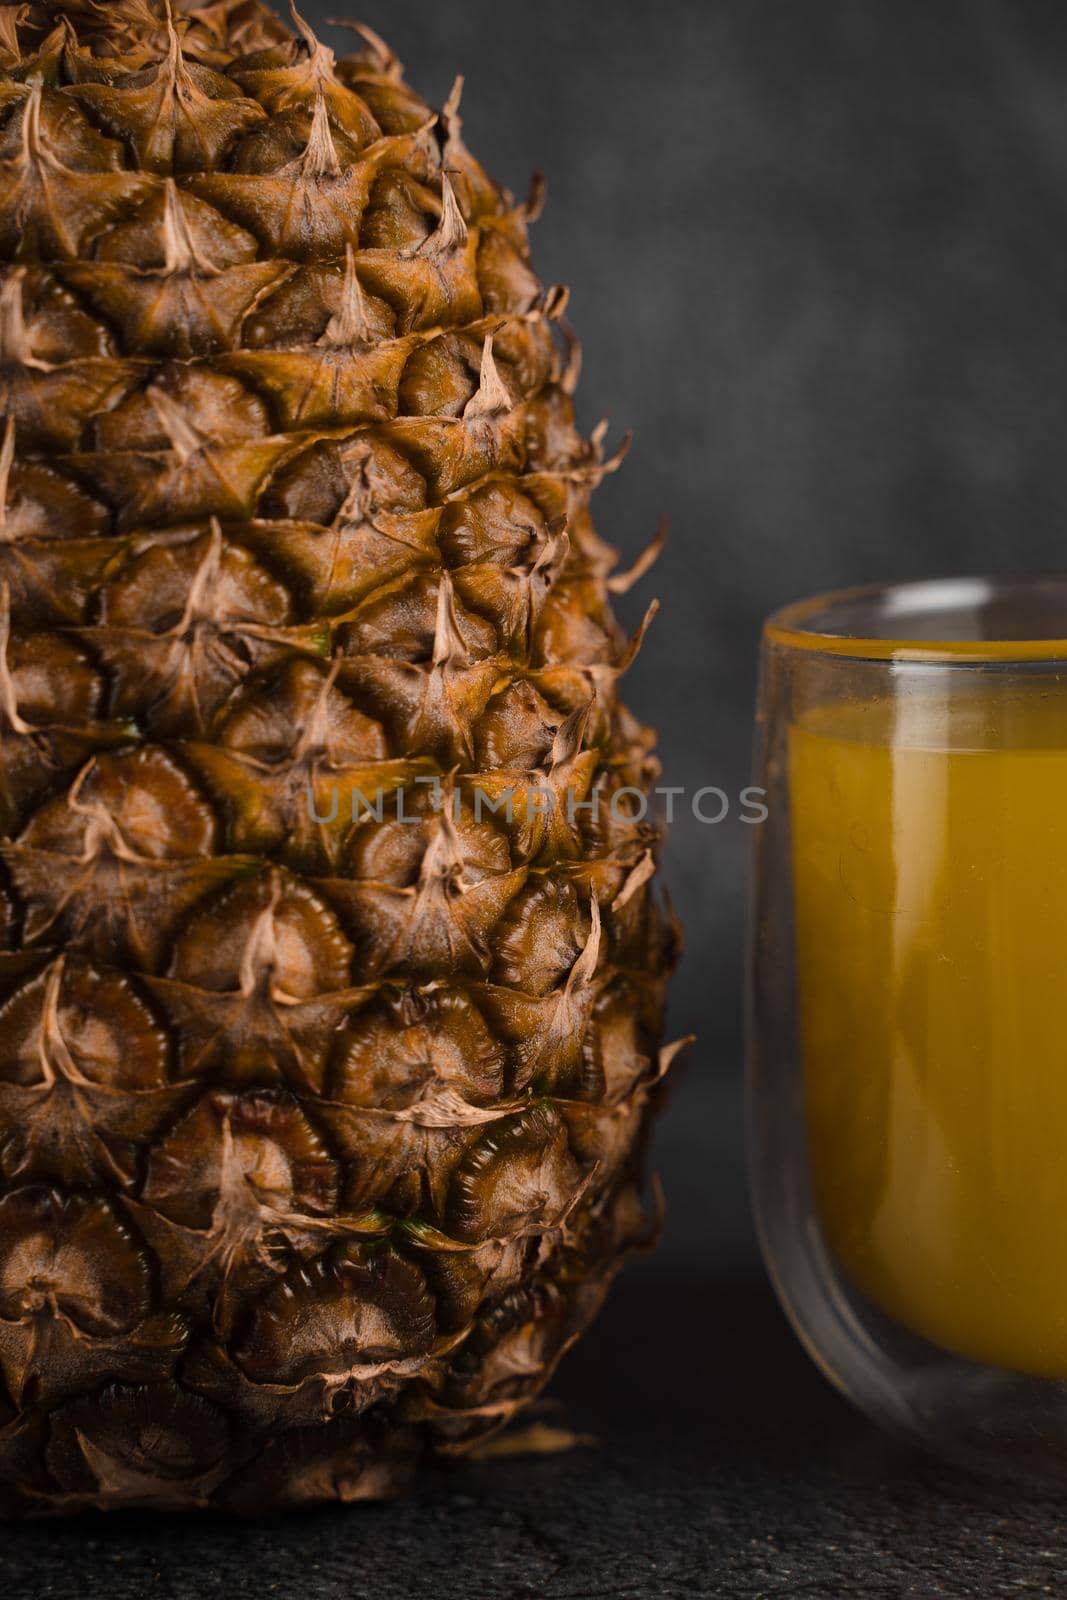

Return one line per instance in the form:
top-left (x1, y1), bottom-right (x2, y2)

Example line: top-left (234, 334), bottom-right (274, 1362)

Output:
top-left (0, 0), bottom-right (675, 1513)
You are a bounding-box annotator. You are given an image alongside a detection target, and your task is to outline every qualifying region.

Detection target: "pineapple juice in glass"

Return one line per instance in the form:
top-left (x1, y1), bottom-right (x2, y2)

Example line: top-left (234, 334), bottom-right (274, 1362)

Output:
top-left (748, 577), bottom-right (1067, 1481)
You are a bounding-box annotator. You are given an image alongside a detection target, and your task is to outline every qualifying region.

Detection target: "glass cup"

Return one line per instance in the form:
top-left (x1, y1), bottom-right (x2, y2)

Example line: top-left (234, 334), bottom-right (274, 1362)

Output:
top-left (748, 575), bottom-right (1067, 1484)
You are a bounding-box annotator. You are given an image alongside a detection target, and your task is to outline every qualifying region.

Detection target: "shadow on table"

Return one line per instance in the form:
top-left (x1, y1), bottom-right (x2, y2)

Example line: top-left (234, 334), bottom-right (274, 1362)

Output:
top-left (2, 1275), bottom-right (1064, 1600)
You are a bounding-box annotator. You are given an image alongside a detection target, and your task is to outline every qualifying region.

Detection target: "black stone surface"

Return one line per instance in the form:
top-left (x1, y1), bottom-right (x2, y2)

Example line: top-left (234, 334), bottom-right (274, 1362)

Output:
top-left (2, 1271), bottom-right (1064, 1600)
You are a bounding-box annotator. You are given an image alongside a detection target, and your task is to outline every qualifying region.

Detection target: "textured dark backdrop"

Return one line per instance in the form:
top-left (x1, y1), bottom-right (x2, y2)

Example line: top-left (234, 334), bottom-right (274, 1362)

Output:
top-left (299, 0), bottom-right (1067, 1284)
top-left (12, 2), bottom-right (1067, 1593)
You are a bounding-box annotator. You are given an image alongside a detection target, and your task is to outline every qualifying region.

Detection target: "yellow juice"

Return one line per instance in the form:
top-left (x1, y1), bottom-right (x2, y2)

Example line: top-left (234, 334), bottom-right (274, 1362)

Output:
top-left (791, 687), bottom-right (1067, 1376)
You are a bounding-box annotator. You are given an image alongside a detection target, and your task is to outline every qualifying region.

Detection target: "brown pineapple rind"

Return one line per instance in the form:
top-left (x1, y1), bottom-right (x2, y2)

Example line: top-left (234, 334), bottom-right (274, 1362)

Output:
top-left (0, 0), bottom-right (675, 1514)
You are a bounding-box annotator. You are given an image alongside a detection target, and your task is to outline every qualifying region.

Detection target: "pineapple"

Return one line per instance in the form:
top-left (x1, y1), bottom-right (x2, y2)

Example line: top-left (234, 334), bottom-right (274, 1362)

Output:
top-left (0, 0), bottom-right (676, 1513)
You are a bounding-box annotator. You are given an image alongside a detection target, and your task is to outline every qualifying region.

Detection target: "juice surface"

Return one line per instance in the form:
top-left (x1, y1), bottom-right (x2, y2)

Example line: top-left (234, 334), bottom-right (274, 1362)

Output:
top-left (791, 688), bottom-right (1067, 1376)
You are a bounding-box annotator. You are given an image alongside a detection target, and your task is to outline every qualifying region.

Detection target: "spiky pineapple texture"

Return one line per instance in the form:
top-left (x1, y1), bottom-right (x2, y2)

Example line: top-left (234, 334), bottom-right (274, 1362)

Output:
top-left (0, 0), bottom-right (677, 1514)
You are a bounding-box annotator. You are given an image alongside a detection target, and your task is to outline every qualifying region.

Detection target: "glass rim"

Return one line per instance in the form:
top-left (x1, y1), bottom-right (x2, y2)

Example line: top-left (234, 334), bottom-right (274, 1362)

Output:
top-left (763, 575), bottom-right (1067, 663)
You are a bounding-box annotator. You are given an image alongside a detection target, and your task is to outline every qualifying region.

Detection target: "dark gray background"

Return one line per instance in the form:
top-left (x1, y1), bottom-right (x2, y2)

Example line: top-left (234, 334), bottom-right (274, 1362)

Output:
top-left (298, 0), bottom-right (1067, 1283)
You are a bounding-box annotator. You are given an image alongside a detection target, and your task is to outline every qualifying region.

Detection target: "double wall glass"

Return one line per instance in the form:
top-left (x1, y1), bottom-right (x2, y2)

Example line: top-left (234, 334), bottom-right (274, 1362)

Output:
top-left (749, 576), bottom-right (1067, 1483)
